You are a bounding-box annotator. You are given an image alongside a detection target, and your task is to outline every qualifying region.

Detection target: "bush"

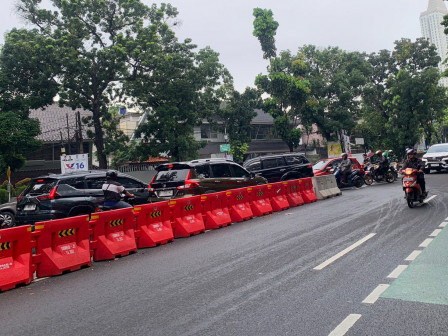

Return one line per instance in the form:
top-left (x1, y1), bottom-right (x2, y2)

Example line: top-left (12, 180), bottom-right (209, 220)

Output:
top-left (13, 185), bottom-right (28, 197)
top-left (0, 189), bottom-right (8, 204)
top-left (0, 180), bottom-right (8, 189)
top-left (15, 178), bottom-right (31, 187)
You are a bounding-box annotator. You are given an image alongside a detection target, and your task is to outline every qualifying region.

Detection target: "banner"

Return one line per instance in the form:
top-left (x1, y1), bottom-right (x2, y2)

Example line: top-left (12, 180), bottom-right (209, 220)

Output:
top-left (61, 154), bottom-right (89, 174)
top-left (328, 143), bottom-right (342, 158)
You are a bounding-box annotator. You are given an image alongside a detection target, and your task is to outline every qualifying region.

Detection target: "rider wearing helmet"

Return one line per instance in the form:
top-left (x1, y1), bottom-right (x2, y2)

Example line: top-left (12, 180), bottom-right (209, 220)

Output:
top-left (402, 149), bottom-right (426, 194)
top-left (102, 171), bottom-right (134, 209)
top-left (339, 153), bottom-right (353, 183)
top-left (374, 149), bottom-right (389, 177)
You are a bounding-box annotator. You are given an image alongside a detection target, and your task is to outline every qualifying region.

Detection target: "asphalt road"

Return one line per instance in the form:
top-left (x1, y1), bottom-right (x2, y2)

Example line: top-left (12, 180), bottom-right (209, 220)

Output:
top-left (1, 174), bottom-right (448, 336)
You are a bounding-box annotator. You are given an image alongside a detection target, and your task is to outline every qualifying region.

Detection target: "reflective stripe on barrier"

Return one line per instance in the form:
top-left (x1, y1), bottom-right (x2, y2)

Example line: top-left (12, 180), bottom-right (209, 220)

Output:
top-left (300, 178), bottom-right (317, 203)
top-left (267, 182), bottom-right (290, 212)
top-left (248, 185), bottom-right (273, 216)
top-left (169, 196), bottom-right (205, 237)
top-left (90, 208), bottom-right (137, 261)
top-left (312, 176), bottom-right (331, 200)
top-left (0, 226), bottom-right (34, 292)
top-left (284, 180), bottom-right (304, 207)
top-left (33, 215), bottom-right (92, 278)
top-left (201, 192), bottom-right (232, 229)
top-left (134, 202), bottom-right (174, 248)
top-left (226, 188), bottom-right (253, 222)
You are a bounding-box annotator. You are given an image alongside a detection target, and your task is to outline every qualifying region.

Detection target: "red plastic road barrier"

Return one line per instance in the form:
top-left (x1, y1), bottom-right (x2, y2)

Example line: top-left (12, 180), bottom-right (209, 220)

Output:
top-left (90, 208), bottom-right (137, 261)
top-left (33, 215), bottom-right (92, 278)
top-left (201, 192), bottom-right (232, 229)
top-left (134, 202), bottom-right (174, 248)
top-left (0, 225), bottom-right (34, 292)
top-left (267, 182), bottom-right (290, 212)
top-left (226, 188), bottom-right (253, 222)
top-left (248, 185), bottom-right (273, 217)
top-left (169, 196), bottom-right (205, 238)
top-left (300, 178), bottom-right (318, 203)
top-left (285, 180), bottom-right (304, 207)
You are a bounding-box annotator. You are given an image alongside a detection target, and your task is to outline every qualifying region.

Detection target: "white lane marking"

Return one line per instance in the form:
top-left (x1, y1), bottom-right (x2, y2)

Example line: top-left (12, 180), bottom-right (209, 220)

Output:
top-left (429, 229), bottom-right (442, 237)
top-left (328, 314), bottom-right (362, 336)
top-left (33, 277), bottom-right (49, 282)
top-left (440, 222), bottom-right (448, 228)
top-left (419, 238), bottom-right (434, 248)
top-left (313, 233), bottom-right (377, 270)
top-left (445, 217), bottom-right (448, 221)
top-left (423, 195), bottom-right (437, 203)
top-left (362, 284), bottom-right (390, 304)
top-left (387, 265), bottom-right (408, 279)
top-left (405, 250), bottom-right (422, 261)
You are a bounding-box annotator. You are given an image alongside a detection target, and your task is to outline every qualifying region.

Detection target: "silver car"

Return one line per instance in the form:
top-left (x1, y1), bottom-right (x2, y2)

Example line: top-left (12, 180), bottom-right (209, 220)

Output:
top-left (0, 201), bottom-right (16, 229)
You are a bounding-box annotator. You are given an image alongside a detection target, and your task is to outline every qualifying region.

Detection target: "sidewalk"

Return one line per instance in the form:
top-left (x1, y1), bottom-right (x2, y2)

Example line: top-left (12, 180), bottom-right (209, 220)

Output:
top-left (382, 224), bottom-right (448, 306)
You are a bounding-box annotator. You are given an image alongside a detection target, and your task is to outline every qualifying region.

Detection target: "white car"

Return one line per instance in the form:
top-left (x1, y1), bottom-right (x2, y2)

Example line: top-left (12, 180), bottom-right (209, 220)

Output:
top-left (422, 143), bottom-right (448, 173)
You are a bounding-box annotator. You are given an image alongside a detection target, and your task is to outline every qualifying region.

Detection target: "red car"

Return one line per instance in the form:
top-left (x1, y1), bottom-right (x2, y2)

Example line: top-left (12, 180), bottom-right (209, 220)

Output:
top-left (313, 157), bottom-right (364, 176)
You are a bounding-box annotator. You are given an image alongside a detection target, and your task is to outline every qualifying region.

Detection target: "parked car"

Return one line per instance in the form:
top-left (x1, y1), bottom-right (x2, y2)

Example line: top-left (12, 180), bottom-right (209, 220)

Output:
top-left (313, 157), bottom-right (364, 177)
top-left (243, 153), bottom-right (314, 183)
top-left (0, 201), bottom-right (16, 229)
top-left (15, 171), bottom-right (149, 225)
top-left (422, 143), bottom-right (448, 173)
top-left (148, 159), bottom-right (267, 202)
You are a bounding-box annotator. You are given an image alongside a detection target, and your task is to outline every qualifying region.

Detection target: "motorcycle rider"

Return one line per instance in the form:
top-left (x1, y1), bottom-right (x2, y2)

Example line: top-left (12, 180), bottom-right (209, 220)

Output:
top-left (340, 153), bottom-right (353, 183)
top-left (102, 171), bottom-right (134, 209)
top-left (402, 149), bottom-right (426, 195)
top-left (373, 150), bottom-right (389, 178)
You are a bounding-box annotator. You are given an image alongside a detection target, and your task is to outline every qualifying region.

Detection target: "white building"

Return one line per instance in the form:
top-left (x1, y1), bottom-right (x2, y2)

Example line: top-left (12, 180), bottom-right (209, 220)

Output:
top-left (420, 0), bottom-right (448, 86)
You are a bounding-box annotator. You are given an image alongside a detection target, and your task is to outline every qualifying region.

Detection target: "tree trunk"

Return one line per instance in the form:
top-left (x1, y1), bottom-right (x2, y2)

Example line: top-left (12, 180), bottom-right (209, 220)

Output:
top-left (92, 107), bottom-right (107, 169)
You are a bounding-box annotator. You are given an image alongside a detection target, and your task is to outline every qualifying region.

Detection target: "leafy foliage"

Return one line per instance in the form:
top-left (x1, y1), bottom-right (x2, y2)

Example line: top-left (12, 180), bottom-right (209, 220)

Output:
top-left (252, 8), bottom-right (279, 59)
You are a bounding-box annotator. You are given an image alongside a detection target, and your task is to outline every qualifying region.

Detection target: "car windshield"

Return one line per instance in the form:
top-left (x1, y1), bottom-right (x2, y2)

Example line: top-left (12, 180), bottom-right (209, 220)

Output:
top-left (24, 179), bottom-right (57, 196)
top-left (313, 160), bottom-right (328, 170)
top-left (154, 169), bottom-right (190, 182)
top-left (426, 145), bottom-right (448, 153)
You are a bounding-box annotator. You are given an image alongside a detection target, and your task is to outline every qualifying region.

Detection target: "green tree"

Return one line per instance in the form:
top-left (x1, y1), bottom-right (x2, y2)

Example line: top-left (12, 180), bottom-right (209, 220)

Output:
top-left (253, 8), bottom-right (279, 59)
top-left (219, 88), bottom-right (261, 163)
top-left (14, 0), bottom-right (178, 168)
top-left (129, 33), bottom-right (232, 162)
top-left (299, 45), bottom-right (370, 149)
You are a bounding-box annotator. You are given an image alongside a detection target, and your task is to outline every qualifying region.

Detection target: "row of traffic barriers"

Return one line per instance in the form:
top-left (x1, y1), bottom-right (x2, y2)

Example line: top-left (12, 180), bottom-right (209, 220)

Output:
top-left (0, 178), bottom-right (318, 292)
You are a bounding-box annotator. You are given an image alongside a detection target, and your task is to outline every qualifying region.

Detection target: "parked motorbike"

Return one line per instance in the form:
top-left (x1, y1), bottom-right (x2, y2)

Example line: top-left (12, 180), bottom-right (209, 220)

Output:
top-left (402, 168), bottom-right (427, 208)
top-left (364, 164), bottom-right (395, 185)
top-left (334, 167), bottom-right (365, 188)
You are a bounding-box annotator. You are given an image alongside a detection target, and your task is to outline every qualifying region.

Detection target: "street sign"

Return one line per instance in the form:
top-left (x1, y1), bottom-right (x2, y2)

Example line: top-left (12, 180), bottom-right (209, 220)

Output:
top-left (61, 154), bottom-right (89, 174)
top-left (355, 138), bottom-right (364, 145)
top-left (220, 144), bottom-right (230, 152)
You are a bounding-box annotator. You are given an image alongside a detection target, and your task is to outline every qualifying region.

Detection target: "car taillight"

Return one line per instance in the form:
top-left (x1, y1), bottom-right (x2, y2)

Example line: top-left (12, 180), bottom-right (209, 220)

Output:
top-left (17, 192), bottom-right (24, 203)
top-left (148, 175), bottom-right (156, 192)
top-left (177, 179), bottom-right (199, 190)
top-left (38, 187), bottom-right (60, 200)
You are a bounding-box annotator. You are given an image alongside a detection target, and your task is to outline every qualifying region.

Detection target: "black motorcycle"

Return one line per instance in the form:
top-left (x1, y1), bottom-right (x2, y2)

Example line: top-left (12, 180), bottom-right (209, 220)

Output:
top-left (364, 164), bottom-right (396, 185)
top-left (334, 167), bottom-right (365, 188)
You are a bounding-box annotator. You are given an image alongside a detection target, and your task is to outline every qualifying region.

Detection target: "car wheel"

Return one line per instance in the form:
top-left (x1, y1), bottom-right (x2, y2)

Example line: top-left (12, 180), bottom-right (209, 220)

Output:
top-left (0, 211), bottom-right (16, 228)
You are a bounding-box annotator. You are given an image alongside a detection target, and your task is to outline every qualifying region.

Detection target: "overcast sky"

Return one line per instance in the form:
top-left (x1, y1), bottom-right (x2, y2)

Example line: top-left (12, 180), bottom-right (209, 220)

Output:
top-left (0, 0), bottom-right (433, 91)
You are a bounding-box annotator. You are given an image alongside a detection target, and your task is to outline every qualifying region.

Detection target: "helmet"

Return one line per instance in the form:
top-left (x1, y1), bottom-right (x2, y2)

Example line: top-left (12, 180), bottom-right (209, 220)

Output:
top-left (341, 153), bottom-right (348, 159)
top-left (106, 171), bottom-right (118, 180)
top-left (375, 150), bottom-right (382, 156)
top-left (407, 148), bottom-right (416, 155)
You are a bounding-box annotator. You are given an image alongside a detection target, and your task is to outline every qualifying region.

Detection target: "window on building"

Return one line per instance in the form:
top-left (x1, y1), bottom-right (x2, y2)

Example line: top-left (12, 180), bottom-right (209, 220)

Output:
top-left (250, 125), bottom-right (278, 140)
top-left (200, 124), bottom-right (218, 139)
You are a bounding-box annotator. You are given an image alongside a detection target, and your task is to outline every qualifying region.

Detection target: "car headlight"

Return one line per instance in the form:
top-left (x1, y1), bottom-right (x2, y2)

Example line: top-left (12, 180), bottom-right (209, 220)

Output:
top-left (422, 158), bottom-right (427, 162)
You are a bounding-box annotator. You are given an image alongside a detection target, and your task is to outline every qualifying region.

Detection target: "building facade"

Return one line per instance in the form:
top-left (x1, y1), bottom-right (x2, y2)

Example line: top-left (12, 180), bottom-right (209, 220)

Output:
top-left (420, 0), bottom-right (448, 86)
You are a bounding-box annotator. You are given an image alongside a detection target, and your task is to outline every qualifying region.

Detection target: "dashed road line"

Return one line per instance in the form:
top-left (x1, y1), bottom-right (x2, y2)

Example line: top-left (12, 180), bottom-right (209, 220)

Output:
top-left (328, 314), bottom-right (362, 336)
top-left (387, 265), bottom-right (408, 279)
top-left (313, 233), bottom-right (376, 271)
top-left (405, 250), bottom-right (422, 261)
top-left (423, 195), bottom-right (437, 203)
top-left (362, 284), bottom-right (390, 304)
top-left (429, 229), bottom-right (442, 237)
top-left (419, 238), bottom-right (434, 248)
top-left (440, 222), bottom-right (448, 228)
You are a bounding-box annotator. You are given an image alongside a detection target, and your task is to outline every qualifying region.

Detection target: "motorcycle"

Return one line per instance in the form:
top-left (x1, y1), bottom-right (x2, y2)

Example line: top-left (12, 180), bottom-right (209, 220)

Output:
top-left (334, 167), bottom-right (365, 188)
top-left (402, 168), bottom-right (427, 208)
top-left (364, 164), bottom-right (396, 185)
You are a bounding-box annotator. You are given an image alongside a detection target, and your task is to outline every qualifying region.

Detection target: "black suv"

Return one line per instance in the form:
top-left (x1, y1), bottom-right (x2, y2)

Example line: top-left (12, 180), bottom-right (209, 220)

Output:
top-left (243, 153), bottom-right (314, 182)
top-left (148, 159), bottom-right (267, 201)
top-left (15, 171), bottom-right (149, 225)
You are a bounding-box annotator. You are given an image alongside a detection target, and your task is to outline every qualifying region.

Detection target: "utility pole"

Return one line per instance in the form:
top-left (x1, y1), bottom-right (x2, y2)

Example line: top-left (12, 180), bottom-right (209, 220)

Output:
top-left (77, 111), bottom-right (84, 153)
top-left (66, 114), bottom-right (71, 155)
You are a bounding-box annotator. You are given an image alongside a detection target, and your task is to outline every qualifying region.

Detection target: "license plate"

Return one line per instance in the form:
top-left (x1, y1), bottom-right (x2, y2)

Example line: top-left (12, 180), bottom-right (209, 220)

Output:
top-left (24, 204), bottom-right (36, 211)
top-left (403, 177), bottom-right (414, 182)
top-left (158, 190), bottom-right (173, 197)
